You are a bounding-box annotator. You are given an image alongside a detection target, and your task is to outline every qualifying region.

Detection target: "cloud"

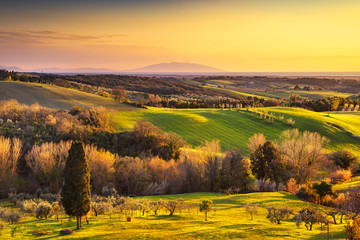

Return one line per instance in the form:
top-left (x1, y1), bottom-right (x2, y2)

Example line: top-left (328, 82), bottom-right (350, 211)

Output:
top-left (0, 30), bottom-right (127, 45)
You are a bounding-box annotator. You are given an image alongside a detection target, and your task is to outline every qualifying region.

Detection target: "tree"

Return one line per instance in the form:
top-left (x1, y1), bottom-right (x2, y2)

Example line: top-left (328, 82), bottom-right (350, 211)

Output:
top-left (248, 133), bottom-right (266, 153)
top-left (0, 136), bottom-right (22, 198)
top-left (331, 151), bottom-right (358, 172)
top-left (199, 200), bottom-right (213, 221)
top-left (266, 206), bottom-right (293, 224)
top-left (250, 141), bottom-right (287, 184)
top-left (111, 86), bottom-right (127, 102)
top-left (312, 181), bottom-right (334, 205)
top-left (294, 208), bottom-right (321, 230)
top-left (278, 129), bottom-right (328, 184)
top-left (244, 202), bottom-right (258, 220)
top-left (220, 150), bottom-right (254, 192)
top-left (61, 141), bottom-right (91, 230)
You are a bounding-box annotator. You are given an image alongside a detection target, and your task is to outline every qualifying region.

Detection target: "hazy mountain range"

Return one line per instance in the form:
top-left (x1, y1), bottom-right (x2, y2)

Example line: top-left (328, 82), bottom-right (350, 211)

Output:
top-left (0, 62), bottom-right (223, 74)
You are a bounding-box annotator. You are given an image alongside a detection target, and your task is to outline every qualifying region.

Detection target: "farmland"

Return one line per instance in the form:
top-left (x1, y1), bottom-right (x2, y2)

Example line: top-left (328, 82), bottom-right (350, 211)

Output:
top-left (0, 192), bottom-right (346, 239)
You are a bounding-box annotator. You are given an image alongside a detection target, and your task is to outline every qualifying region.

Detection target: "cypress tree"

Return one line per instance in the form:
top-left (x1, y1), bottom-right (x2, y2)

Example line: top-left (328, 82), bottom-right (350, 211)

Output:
top-left (61, 141), bottom-right (91, 230)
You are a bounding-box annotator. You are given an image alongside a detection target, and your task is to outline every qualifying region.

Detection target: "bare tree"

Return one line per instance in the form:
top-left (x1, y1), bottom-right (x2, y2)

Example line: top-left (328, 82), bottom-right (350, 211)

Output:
top-left (244, 202), bottom-right (258, 220)
top-left (267, 206), bottom-right (293, 224)
top-left (248, 133), bottom-right (266, 153)
top-left (277, 129), bottom-right (328, 184)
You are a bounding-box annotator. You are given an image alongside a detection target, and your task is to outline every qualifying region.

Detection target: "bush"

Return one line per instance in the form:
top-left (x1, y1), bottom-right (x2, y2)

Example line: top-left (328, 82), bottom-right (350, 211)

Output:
top-left (329, 169), bottom-right (352, 184)
top-left (3, 210), bottom-right (22, 224)
top-left (286, 178), bottom-right (300, 195)
top-left (345, 217), bottom-right (360, 240)
top-left (18, 200), bottom-right (37, 214)
top-left (331, 151), bottom-right (358, 173)
top-left (287, 118), bottom-right (295, 126)
top-left (253, 179), bottom-right (278, 192)
top-left (296, 187), bottom-right (317, 203)
top-left (35, 201), bottom-right (52, 219)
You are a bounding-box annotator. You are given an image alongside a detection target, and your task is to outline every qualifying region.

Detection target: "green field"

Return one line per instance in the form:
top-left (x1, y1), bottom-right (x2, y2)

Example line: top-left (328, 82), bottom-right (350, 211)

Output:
top-left (207, 85), bottom-right (355, 101)
top-left (0, 192), bottom-right (346, 239)
top-left (1, 81), bottom-right (359, 157)
top-left (0, 81), bottom-right (137, 111)
top-left (113, 107), bottom-right (360, 158)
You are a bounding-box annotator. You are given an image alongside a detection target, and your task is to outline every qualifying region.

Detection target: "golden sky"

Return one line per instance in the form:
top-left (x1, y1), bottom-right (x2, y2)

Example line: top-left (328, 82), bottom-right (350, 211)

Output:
top-left (1, 0), bottom-right (360, 72)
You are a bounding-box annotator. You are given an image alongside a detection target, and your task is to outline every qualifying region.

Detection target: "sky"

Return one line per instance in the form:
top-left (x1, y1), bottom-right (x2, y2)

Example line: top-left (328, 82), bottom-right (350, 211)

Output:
top-left (1, 0), bottom-right (360, 72)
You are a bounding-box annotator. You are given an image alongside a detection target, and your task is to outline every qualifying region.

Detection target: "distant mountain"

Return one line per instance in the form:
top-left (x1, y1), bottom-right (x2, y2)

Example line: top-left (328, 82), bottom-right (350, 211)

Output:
top-left (125, 62), bottom-right (223, 73)
top-left (0, 65), bottom-right (25, 72)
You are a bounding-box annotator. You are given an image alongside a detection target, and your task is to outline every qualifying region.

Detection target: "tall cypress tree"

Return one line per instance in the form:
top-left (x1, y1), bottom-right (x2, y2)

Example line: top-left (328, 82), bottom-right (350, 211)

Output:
top-left (61, 141), bottom-right (91, 230)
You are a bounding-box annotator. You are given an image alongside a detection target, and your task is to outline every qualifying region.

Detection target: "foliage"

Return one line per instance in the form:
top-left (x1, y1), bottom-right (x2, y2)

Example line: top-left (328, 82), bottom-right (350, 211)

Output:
top-left (220, 150), bottom-right (254, 192)
top-left (312, 181), bottom-right (335, 205)
top-left (329, 169), bottom-right (352, 184)
top-left (35, 201), bottom-right (52, 219)
top-left (278, 129), bottom-right (328, 184)
top-left (61, 141), bottom-right (91, 229)
top-left (331, 150), bottom-right (358, 173)
top-left (250, 140), bottom-right (287, 184)
top-left (199, 200), bottom-right (213, 221)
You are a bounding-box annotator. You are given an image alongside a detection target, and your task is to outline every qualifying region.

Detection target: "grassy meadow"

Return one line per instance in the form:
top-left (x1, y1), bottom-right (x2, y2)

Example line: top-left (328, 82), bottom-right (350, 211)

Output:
top-left (0, 81), bottom-right (137, 111)
top-left (0, 192), bottom-right (347, 239)
top-left (113, 107), bottom-right (360, 158)
top-left (1, 81), bottom-right (359, 158)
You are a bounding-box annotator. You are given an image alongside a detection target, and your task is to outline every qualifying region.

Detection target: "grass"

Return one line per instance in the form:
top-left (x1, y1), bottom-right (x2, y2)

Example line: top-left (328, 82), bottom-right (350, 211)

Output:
top-left (0, 81), bottom-right (137, 111)
top-left (1, 81), bottom-right (359, 157)
top-left (0, 192), bottom-right (347, 239)
top-left (333, 175), bottom-right (360, 192)
top-left (113, 107), bottom-right (360, 158)
top-left (208, 86), bottom-right (355, 101)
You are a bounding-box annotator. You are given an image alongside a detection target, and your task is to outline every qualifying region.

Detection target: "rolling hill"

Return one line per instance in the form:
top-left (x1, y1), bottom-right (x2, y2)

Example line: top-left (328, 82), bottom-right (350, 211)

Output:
top-left (0, 81), bottom-right (137, 111)
top-left (1, 81), bottom-right (359, 158)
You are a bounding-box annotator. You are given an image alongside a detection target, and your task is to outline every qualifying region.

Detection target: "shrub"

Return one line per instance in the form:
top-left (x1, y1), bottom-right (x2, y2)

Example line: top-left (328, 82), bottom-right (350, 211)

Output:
top-left (312, 181), bottom-right (335, 205)
top-left (331, 151), bottom-right (358, 173)
top-left (244, 202), bottom-right (258, 220)
top-left (286, 178), bottom-right (300, 195)
top-left (267, 206), bottom-right (293, 224)
top-left (329, 169), bottom-right (352, 184)
top-left (286, 118), bottom-right (295, 126)
top-left (35, 201), bottom-right (52, 219)
top-left (345, 217), bottom-right (360, 240)
top-left (18, 200), bottom-right (37, 214)
top-left (5, 210), bottom-right (23, 224)
top-left (253, 179), bottom-right (277, 192)
top-left (296, 187), bottom-right (317, 203)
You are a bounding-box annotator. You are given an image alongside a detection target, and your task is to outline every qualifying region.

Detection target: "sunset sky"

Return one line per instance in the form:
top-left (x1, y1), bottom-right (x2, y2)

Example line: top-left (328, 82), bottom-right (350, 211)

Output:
top-left (1, 0), bottom-right (360, 72)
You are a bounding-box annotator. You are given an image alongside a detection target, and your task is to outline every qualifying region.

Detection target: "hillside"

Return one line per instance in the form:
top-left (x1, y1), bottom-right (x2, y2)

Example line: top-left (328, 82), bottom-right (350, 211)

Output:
top-left (0, 192), bottom-right (346, 239)
top-left (0, 81), bottom-right (137, 111)
top-left (0, 81), bottom-right (359, 158)
top-left (113, 107), bottom-right (360, 157)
